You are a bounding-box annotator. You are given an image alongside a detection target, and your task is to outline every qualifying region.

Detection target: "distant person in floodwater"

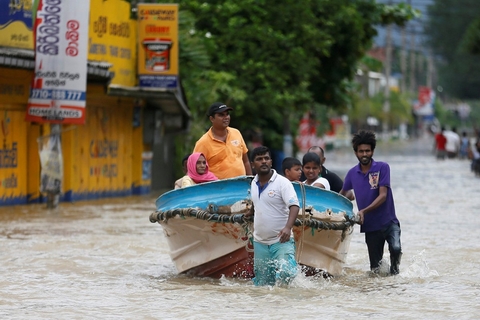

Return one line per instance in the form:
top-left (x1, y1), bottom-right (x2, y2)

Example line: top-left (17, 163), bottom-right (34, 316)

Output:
top-left (434, 127), bottom-right (447, 160)
top-left (179, 152), bottom-right (218, 188)
top-left (460, 131), bottom-right (470, 159)
top-left (469, 139), bottom-right (480, 175)
top-left (340, 130), bottom-right (402, 276)
top-left (282, 157), bottom-right (303, 182)
top-left (444, 127), bottom-right (460, 159)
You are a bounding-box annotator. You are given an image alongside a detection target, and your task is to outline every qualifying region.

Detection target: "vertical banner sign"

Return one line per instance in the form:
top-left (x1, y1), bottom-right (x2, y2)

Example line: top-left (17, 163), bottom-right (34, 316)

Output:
top-left (137, 4), bottom-right (179, 89)
top-left (26, 0), bottom-right (91, 125)
top-left (0, 0), bottom-right (34, 49)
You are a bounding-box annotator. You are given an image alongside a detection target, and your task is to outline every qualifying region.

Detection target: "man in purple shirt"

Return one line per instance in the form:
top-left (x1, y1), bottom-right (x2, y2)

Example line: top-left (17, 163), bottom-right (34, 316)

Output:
top-left (340, 130), bottom-right (402, 275)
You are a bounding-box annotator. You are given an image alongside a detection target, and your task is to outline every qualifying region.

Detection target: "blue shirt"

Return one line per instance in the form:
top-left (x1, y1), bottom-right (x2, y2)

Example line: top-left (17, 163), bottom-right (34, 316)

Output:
top-left (343, 159), bottom-right (399, 233)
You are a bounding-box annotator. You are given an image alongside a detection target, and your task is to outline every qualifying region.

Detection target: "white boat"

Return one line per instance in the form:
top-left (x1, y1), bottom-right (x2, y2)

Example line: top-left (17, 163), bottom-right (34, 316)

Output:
top-left (149, 176), bottom-right (356, 278)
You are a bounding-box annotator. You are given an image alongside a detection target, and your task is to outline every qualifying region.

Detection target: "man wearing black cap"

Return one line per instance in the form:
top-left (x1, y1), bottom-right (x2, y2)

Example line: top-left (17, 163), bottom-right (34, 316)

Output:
top-left (193, 102), bottom-right (252, 179)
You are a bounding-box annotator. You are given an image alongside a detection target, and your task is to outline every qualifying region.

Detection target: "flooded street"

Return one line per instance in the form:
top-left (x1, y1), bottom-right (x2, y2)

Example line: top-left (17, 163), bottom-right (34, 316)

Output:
top-left (1, 135), bottom-right (479, 319)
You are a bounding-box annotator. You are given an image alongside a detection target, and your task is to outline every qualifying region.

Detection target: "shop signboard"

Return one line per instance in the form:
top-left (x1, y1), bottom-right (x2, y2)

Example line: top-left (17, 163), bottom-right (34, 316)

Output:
top-left (88, 0), bottom-right (137, 87)
top-left (137, 4), bottom-right (179, 89)
top-left (0, 0), bottom-right (34, 49)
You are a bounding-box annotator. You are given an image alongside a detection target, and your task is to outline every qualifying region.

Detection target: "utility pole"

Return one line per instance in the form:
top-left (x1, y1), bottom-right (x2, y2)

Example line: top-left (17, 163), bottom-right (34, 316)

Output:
top-left (400, 26), bottom-right (407, 93)
top-left (427, 53), bottom-right (434, 88)
top-left (383, 23), bottom-right (392, 140)
top-left (409, 28), bottom-right (416, 93)
top-left (417, 52), bottom-right (424, 86)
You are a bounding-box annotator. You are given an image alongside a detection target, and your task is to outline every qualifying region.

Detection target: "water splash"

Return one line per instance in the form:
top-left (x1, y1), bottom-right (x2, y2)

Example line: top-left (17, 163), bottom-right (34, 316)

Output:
top-left (401, 250), bottom-right (439, 278)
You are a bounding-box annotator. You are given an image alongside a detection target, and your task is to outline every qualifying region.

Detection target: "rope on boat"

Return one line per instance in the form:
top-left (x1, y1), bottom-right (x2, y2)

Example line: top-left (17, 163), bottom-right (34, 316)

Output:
top-left (149, 207), bottom-right (357, 231)
top-left (296, 182), bottom-right (307, 261)
top-left (241, 222), bottom-right (255, 253)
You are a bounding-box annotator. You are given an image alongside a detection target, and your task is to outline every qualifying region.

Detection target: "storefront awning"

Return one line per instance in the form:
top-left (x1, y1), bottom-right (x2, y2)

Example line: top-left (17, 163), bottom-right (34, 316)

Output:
top-left (0, 47), bottom-right (34, 69)
top-left (0, 47), bottom-right (114, 82)
top-left (108, 84), bottom-right (191, 118)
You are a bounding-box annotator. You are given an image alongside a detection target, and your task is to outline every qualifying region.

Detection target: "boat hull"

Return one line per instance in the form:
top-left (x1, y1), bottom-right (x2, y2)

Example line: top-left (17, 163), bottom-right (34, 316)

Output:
top-left (152, 176), bottom-right (355, 278)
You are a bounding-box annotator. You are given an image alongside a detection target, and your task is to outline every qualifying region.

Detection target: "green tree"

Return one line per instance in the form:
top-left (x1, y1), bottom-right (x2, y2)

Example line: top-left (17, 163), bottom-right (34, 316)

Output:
top-left (461, 17), bottom-right (480, 55)
top-left (426, 0), bottom-right (480, 99)
top-left (132, 0), bottom-right (416, 161)
top-left (349, 90), bottom-right (413, 130)
top-left (166, 0), bottom-right (416, 150)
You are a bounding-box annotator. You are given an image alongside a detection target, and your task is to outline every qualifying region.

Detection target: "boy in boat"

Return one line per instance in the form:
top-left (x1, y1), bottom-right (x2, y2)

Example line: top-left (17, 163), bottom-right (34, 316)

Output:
top-left (282, 157), bottom-right (303, 182)
top-left (245, 146), bottom-right (300, 286)
top-left (302, 152), bottom-right (330, 190)
top-left (340, 130), bottom-right (402, 275)
top-left (304, 146), bottom-right (355, 200)
top-left (174, 154), bottom-right (190, 189)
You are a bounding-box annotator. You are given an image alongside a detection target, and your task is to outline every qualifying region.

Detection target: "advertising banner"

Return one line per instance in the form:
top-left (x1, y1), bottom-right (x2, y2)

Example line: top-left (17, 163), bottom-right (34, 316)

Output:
top-left (137, 4), bottom-right (179, 89)
top-left (0, 0), bottom-right (34, 49)
top-left (88, 0), bottom-right (136, 87)
top-left (295, 112), bottom-right (324, 153)
top-left (26, 0), bottom-right (90, 125)
top-left (38, 132), bottom-right (63, 194)
top-left (413, 86), bottom-right (435, 117)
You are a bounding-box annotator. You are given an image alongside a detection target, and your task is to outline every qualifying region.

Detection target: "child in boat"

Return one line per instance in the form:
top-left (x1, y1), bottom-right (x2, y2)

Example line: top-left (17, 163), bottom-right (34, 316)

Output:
top-left (180, 152), bottom-right (218, 188)
top-left (282, 157), bottom-right (302, 182)
top-left (174, 154), bottom-right (191, 189)
top-left (302, 152), bottom-right (330, 190)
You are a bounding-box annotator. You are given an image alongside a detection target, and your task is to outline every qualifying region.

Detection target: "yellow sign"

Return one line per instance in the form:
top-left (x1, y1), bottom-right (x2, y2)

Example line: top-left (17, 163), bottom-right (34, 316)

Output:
top-left (0, 0), bottom-right (34, 49)
top-left (0, 109), bottom-right (28, 205)
top-left (0, 67), bottom-right (31, 104)
top-left (137, 4), bottom-right (179, 89)
top-left (88, 0), bottom-right (137, 87)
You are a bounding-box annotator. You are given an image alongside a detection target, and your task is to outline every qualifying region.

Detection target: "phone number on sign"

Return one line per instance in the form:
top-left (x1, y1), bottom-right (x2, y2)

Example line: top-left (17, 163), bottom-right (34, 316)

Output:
top-left (30, 89), bottom-right (85, 101)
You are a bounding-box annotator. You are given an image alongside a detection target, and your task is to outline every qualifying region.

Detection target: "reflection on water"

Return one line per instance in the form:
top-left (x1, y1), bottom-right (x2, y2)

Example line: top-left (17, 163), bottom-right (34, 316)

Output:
top-left (1, 136), bottom-right (480, 319)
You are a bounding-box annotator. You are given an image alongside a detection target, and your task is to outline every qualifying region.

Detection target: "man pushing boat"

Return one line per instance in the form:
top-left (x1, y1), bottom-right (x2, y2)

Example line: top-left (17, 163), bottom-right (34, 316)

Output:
top-left (244, 146), bottom-right (300, 286)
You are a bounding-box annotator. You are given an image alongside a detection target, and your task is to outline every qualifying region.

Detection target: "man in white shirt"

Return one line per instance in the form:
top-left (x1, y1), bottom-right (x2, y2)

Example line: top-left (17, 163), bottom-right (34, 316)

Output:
top-left (443, 128), bottom-right (460, 158)
top-left (244, 146), bottom-right (300, 286)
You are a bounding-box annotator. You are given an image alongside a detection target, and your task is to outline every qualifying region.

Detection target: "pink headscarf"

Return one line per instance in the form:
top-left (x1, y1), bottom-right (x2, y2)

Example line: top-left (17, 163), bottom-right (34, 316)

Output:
top-left (187, 152), bottom-right (218, 184)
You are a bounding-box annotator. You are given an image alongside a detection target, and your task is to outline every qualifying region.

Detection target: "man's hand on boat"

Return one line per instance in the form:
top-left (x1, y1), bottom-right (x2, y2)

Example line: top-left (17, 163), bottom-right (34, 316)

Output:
top-left (243, 206), bottom-right (254, 220)
top-left (357, 210), bottom-right (365, 225)
top-left (278, 227), bottom-right (292, 243)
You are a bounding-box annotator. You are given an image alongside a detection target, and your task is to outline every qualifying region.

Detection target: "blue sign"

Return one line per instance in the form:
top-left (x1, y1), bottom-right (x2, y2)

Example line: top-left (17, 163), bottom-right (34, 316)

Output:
top-left (0, 0), bottom-right (33, 28)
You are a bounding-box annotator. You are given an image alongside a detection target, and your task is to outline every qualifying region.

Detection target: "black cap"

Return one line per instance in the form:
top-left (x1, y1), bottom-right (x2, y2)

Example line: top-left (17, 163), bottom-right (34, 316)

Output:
top-left (207, 102), bottom-right (233, 117)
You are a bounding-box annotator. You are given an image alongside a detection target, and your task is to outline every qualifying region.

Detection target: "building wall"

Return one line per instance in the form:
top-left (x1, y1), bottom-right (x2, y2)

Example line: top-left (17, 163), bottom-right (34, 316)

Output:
top-left (61, 84), bottom-right (144, 202)
top-left (0, 67), bottom-right (39, 205)
top-left (0, 0), bottom-right (186, 206)
top-left (0, 68), bottom-right (150, 206)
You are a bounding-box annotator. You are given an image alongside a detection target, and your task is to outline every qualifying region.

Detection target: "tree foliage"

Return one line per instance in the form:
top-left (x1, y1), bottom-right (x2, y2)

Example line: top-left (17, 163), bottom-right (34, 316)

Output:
top-left (426, 0), bottom-right (480, 99)
top-left (167, 0), bottom-right (414, 148)
top-left (349, 90), bottom-right (413, 130)
top-left (136, 0), bottom-right (416, 153)
top-left (461, 17), bottom-right (480, 55)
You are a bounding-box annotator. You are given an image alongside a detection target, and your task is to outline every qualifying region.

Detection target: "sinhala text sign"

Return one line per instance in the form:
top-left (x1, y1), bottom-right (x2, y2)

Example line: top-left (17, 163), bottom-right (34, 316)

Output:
top-left (137, 3), bottom-right (179, 90)
top-left (26, 0), bottom-right (90, 125)
top-left (0, 0), bottom-right (34, 49)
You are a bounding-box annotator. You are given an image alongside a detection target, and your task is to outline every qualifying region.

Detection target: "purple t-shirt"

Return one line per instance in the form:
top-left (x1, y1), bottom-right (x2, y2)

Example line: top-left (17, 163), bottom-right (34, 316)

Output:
top-left (343, 159), bottom-right (399, 233)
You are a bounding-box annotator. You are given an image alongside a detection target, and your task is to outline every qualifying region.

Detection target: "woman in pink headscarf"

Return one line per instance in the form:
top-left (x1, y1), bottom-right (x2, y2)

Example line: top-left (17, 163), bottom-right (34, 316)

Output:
top-left (180, 152), bottom-right (218, 188)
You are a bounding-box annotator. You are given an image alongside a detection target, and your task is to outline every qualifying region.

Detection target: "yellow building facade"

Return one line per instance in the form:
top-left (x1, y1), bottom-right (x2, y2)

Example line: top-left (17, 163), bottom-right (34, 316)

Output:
top-left (0, 0), bottom-right (188, 206)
